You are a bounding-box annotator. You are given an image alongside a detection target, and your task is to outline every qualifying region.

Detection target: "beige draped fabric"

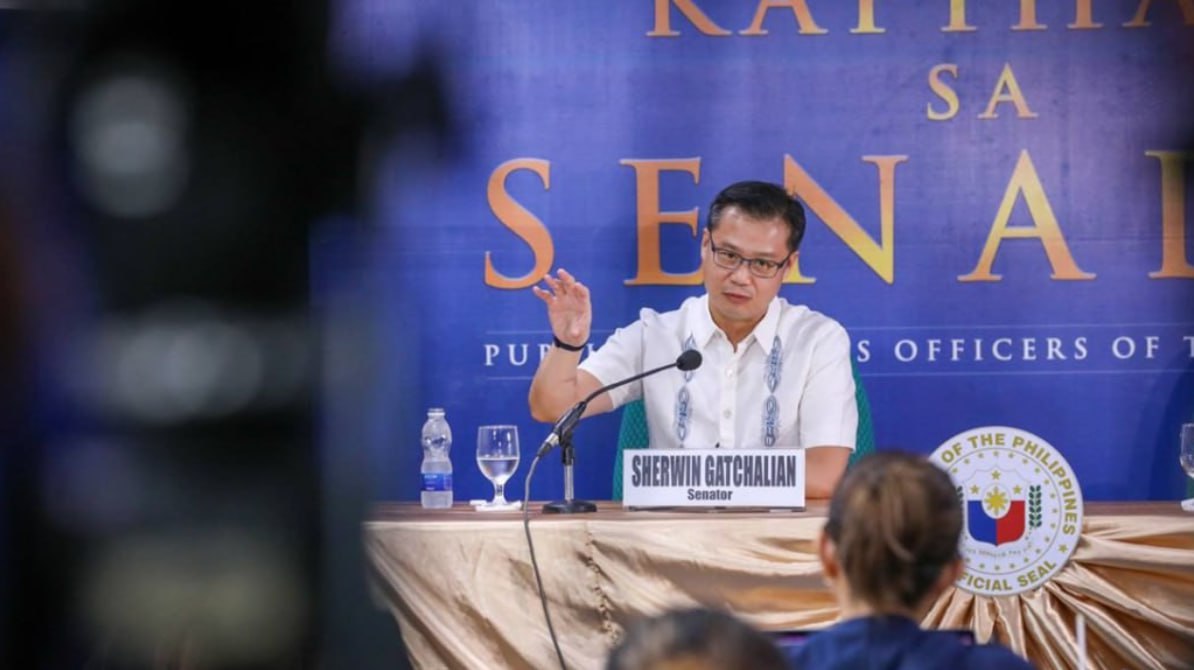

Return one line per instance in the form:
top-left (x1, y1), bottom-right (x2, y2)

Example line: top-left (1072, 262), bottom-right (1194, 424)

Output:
top-left (365, 502), bottom-right (1194, 669)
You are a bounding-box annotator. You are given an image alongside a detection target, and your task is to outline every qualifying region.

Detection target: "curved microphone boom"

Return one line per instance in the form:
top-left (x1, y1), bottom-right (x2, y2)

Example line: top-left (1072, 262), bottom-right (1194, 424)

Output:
top-left (537, 349), bottom-right (703, 457)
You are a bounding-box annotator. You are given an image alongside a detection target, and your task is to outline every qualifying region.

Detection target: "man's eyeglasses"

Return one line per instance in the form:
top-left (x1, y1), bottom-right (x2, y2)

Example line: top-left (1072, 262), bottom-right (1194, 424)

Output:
top-left (708, 236), bottom-right (790, 278)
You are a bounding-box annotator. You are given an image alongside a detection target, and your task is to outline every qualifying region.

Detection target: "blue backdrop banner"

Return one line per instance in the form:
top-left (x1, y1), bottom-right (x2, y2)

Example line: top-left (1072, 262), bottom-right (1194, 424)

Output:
top-left (333, 1), bottom-right (1194, 503)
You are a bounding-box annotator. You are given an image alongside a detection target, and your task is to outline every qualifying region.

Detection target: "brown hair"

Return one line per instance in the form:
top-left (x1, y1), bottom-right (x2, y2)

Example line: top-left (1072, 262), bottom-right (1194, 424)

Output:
top-left (824, 452), bottom-right (962, 612)
top-left (605, 608), bottom-right (788, 670)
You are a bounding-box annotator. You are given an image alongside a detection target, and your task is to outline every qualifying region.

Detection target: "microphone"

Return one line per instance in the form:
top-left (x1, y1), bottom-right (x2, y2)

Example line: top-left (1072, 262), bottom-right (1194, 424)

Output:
top-left (538, 349), bottom-right (703, 457)
top-left (676, 349), bottom-right (702, 372)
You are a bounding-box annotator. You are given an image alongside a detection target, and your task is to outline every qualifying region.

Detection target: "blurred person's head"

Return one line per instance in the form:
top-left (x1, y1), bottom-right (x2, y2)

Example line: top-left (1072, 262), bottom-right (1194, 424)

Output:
top-left (819, 452), bottom-right (963, 619)
top-left (605, 607), bottom-right (788, 670)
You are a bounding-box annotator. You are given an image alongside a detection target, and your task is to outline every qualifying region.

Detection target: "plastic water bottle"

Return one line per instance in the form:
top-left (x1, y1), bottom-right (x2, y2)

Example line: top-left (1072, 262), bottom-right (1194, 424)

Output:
top-left (420, 408), bottom-right (453, 509)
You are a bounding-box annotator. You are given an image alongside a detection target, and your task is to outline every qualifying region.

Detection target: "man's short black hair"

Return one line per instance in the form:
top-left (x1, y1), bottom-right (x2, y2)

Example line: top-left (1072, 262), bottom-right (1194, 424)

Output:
top-left (706, 181), bottom-right (806, 254)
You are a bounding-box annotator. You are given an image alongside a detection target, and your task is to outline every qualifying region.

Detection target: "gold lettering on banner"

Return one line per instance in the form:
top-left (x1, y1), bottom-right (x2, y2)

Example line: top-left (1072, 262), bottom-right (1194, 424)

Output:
top-left (1146, 151), bottom-right (1194, 278)
top-left (648, 0), bottom-right (731, 37)
top-left (927, 64), bottom-right (960, 121)
top-left (643, 0), bottom-right (1194, 36)
top-left (942, 0), bottom-right (977, 32)
top-left (783, 154), bottom-right (906, 284)
top-left (960, 150), bottom-right (1095, 282)
top-left (740, 0), bottom-right (828, 35)
top-left (484, 159), bottom-right (554, 290)
top-left (978, 64), bottom-right (1038, 119)
top-left (1124, 0), bottom-right (1194, 28)
top-left (621, 158), bottom-right (704, 286)
top-left (1068, 0), bottom-right (1103, 28)
top-left (1012, 0), bottom-right (1046, 30)
top-left (851, 0), bottom-right (885, 33)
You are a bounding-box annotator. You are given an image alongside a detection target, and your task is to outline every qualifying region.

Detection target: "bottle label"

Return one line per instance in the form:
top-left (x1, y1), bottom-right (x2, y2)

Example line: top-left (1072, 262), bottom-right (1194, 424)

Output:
top-left (422, 473), bottom-right (453, 492)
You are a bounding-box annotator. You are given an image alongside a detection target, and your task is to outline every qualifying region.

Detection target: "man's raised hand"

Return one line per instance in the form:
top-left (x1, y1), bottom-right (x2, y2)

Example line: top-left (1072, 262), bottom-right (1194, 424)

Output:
top-left (531, 268), bottom-right (592, 349)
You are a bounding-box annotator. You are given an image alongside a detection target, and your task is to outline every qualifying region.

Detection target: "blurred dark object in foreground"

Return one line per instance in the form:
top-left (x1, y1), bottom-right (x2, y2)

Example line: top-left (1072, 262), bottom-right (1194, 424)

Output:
top-left (1, 1), bottom-right (450, 667)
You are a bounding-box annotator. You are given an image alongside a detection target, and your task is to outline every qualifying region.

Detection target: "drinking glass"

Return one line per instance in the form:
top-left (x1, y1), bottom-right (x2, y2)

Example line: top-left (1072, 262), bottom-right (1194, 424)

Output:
top-left (477, 425), bottom-right (520, 508)
top-left (1181, 423), bottom-right (1194, 512)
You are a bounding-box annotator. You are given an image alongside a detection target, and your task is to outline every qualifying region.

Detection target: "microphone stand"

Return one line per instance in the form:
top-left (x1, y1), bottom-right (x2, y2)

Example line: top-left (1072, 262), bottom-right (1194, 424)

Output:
top-left (543, 427), bottom-right (597, 514)
top-left (537, 352), bottom-right (702, 515)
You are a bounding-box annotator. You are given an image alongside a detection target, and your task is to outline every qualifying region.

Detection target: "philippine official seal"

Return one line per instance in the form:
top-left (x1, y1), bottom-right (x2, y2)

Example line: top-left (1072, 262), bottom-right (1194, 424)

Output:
top-left (929, 426), bottom-right (1083, 597)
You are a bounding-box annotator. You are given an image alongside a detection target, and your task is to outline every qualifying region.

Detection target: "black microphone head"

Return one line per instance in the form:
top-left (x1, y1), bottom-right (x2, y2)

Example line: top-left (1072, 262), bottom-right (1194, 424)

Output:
top-left (676, 349), bottom-right (702, 372)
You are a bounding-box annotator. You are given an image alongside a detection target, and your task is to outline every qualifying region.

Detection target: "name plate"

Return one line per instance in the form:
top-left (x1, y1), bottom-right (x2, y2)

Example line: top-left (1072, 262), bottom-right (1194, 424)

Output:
top-left (622, 448), bottom-right (805, 509)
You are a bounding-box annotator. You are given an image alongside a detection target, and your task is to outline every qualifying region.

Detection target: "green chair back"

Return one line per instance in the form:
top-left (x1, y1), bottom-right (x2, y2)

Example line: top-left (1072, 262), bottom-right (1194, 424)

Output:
top-left (851, 361), bottom-right (875, 466)
top-left (611, 361), bottom-right (875, 501)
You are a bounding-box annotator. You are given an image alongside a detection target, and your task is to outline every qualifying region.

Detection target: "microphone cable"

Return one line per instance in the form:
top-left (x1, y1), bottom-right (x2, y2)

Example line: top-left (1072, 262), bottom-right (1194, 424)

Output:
top-left (519, 350), bottom-right (702, 670)
top-left (522, 451), bottom-right (567, 670)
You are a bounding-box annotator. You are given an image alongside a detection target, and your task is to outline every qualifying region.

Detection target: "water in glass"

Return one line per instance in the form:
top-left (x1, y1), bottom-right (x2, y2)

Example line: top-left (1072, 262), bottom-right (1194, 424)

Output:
top-left (477, 425), bottom-right (520, 508)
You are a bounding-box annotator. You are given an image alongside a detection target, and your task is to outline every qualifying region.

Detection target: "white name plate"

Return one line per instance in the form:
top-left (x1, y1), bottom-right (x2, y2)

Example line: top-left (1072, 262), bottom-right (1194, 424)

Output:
top-left (622, 448), bottom-right (805, 509)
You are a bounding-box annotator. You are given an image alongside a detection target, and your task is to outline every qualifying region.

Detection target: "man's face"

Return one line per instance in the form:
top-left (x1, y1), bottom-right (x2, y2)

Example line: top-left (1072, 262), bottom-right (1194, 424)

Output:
top-left (700, 207), bottom-right (794, 332)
